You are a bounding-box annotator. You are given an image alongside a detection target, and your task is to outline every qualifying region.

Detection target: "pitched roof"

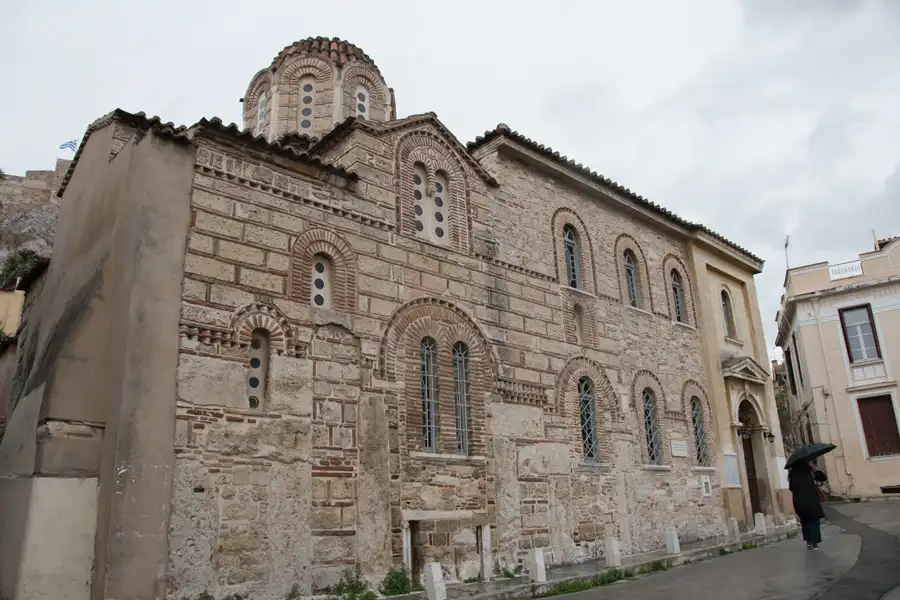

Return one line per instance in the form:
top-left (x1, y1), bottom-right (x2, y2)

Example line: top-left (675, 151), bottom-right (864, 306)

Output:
top-left (877, 235), bottom-right (898, 251)
top-left (467, 124), bottom-right (763, 265)
top-left (56, 110), bottom-right (356, 199)
top-left (310, 114), bottom-right (498, 186)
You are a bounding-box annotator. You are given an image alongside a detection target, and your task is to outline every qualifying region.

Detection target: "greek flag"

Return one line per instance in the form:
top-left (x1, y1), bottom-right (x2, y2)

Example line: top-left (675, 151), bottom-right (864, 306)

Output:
top-left (59, 140), bottom-right (77, 152)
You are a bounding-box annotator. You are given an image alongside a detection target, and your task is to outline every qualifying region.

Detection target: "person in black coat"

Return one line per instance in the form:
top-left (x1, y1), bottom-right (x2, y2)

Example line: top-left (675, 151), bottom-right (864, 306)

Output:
top-left (788, 460), bottom-right (828, 549)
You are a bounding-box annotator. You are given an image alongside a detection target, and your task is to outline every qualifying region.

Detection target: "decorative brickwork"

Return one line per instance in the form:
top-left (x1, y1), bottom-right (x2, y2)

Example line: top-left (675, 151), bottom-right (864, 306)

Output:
top-left (681, 379), bottom-right (713, 466)
top-left (289, 226), bottom-right (358, 312)
top-left (551, 208), bottom-right (597, 295)
top-left (631, 369), bottom-right (668, 465)
top-left (395, 129), bottom-right (471, 254)
top-left (662, 254), bottom-right (696, 325)
top-left (342, 64), bottom-right (388, 122)
top-left (613, 233), bottom-right (653, 311)
top-left (231, 302), bottom-right (294, 355)
top-left (561, 291), bottom-right (597, 348)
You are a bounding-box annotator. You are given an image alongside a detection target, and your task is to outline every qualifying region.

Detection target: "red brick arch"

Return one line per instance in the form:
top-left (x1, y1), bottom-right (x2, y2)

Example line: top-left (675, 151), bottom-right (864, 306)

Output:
top-left (662, 254), bottom-right (696, 325)
top-left (230, 302), bottom-right (293, 355)
top-left (614, 233), bottom-right (653, 311)
top-left (289, 227), bottom-right (357, 312)
top-left (551, 208), bottom-right (597, 294)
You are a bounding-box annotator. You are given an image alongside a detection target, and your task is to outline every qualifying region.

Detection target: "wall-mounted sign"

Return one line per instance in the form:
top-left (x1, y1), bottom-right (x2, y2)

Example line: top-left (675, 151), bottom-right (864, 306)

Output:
top-left (671, 440), bottom-right (688, 458)
top-left (829, 260), bottom-right (863, 281)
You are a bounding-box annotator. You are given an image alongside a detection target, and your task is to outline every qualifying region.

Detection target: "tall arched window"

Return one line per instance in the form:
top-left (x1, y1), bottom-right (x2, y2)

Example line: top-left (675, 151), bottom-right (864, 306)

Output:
top-left (563, 225), bottom-right (581, 288)
top-left (573, 304), bottom-right (585, 344)
top-left (642, 388), bottom-right (661, 464)
top-left (247, 329), bottom-right (270, 409)
top-left (256, 93), bottom-right (267, 136)
top-left (721, 290), bottom-right (736, 338)
top-left (299, 76), bottom-right (316, 132)
top-left (579, 376), bottom-right (598, 460)
top-left (452, 343), bottom-right (471, 455)
top-left (433, 172), bottom-right (448, 243)
top-left (670, 270), bottom-right (685, 323)
top-left (690, 396), bottom-right (709, 466)
top-left (420, 337), bottom-right (439, 453)
top-left (310, 254), bottom-right (333, 308)
top-left (355, 85), bottom-right (370, 120)
top-left (624, 250), bottom-right (640, 308)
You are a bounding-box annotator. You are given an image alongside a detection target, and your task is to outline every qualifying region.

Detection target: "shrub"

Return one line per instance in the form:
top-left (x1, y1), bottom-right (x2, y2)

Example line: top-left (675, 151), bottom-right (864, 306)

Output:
top-left (330, 568), bottom-right (377, 600)
top-left (379, 568), bottom-right (419, 596)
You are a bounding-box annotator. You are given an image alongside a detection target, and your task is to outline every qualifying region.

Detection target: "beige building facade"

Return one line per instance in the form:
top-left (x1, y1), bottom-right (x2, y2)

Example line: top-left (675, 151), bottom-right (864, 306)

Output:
top-left (0, 37), bottom-right (787, 600)
top-left (776, 236), bottom-right (900, 499)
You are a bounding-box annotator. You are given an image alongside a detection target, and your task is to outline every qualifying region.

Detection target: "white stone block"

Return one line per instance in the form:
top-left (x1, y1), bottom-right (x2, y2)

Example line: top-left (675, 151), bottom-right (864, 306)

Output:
top-left (525, 548), bottom-right (546, 583)
top-left (754, 512), bottom-right (767, 535)
top-left (726, 517), bottom-right (740, 543)
top-left (665, 526), bottom-right (680, 555)
top-left (424, 562), bottom-right (446, 600)
top-left (604, 537), bottom-right (621, 567)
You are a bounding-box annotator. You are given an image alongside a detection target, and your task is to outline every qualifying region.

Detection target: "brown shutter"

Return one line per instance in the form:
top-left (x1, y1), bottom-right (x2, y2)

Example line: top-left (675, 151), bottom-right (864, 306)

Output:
top-left (858, 395), bottom-right (900, 457)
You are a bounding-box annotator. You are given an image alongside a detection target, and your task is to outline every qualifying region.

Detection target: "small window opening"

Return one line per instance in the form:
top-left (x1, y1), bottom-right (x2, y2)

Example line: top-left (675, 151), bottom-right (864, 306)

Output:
top-left (311, 254), bottom-right (333, 308)
top-left (247, 328), bottom-right (270, 409)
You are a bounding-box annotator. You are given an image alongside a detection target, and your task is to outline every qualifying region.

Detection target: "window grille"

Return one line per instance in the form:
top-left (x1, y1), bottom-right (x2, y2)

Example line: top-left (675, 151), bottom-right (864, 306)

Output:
top-left (420, 337), bottom-right (439, 452)
top-left (643, 389), bottom-right (661, 464)
top-left (671, 270), bottom-right (685, 322)
top-left (453, 343), bottom-right (471, 455)
top-left (691, 396), bottom-right (709, 466)
top-left (624, 251), bottom-right (639, 307)
top-left (563, 225), bottom-right (580, 288)
top-left (579, 376), bottom-right (598, 460)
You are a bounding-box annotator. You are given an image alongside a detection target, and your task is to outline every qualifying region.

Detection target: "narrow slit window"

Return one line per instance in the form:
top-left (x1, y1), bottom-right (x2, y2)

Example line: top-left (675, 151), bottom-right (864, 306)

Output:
top-left (563, 225), bottom-right (580, 289)
top-left (573, 304), bottom-right (584, 344)
top-left (356, 86), bottom-right (370, 120)
top-left (256, 93), bottom-right (267, 136)
top-left (624, 250), bottom-right (640, 307)
top-left (411, 165), bottom-right (447, 245)
top-left (310, 254), bottom-right (332, 309)
top-left (299, 76), bottom-right (316, 132)
top-left (671, 270), bottom-right (685, 323)
top-left (420, 337), bottom-right (439, 453)
top-left (579, 376), bottom-right (598, 460)
top-left (691, 396), bottom-right (709, 466)
top-left (453, 343), bottom-right (471, 455)
top-left (643, 388), bottom-right (661, 464)
top-left (247, 328), bottom-right (270, 409)
top-left (722, 290), bottom-right (736, 338)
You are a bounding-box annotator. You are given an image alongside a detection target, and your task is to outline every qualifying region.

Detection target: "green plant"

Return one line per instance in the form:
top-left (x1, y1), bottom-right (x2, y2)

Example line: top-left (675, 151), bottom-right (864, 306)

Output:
top-left (539, 569), bottom-right (627, 597)
top-left (196, 593), bottom-right (214, 600)
top-left (462, 575), bottom-right (483, 583)
top-left (285, 584), bottom-right (301, 600)
top-left (379, 568), bottom-right (417, 596)
top-left (718, 547), bottom-right (729, 556)
top-left (742, 542), bottom-right (757, 550)
top-left (330, 568), bottom-right (377, 600)
top-left (0, 249), bottom-right (41, 286)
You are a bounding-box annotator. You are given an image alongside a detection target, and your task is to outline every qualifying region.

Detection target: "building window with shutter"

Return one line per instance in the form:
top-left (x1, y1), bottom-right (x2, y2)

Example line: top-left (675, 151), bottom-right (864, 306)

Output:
top-left (839, 304), bottom-right (882, 363)
top-left (857, 395), bottom-right (900, 458)
top-left (792, 332), bottom-right (805, 386)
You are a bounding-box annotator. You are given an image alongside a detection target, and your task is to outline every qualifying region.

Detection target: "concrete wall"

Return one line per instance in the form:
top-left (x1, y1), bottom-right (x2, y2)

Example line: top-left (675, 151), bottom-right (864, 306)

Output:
top-left (0, 477), bottom-right (98, 600)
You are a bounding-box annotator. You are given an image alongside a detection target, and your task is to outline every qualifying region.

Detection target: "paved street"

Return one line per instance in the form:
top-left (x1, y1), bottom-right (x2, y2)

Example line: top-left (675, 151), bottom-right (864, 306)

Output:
top-left (560, 501), bottom-right (900, 600)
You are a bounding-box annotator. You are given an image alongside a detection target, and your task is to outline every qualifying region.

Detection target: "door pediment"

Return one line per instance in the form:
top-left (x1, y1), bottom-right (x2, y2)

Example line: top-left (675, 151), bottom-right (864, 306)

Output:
top-left (722, 355), bottom-right (770, 384)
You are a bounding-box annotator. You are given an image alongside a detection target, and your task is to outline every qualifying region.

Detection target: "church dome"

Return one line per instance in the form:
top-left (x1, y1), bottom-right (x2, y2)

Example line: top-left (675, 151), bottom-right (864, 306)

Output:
top-left (242, 36), bottom-right (395, 141)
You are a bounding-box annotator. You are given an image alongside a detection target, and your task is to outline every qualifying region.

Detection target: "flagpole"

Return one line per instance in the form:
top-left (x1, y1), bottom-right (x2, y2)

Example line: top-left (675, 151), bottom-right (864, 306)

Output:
top-left (784, 235), bottom-right (790, 269)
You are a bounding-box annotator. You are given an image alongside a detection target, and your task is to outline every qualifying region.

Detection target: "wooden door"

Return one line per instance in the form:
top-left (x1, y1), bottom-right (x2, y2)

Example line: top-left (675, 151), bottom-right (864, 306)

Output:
top-left (743, 435), bottom-right (762, 515)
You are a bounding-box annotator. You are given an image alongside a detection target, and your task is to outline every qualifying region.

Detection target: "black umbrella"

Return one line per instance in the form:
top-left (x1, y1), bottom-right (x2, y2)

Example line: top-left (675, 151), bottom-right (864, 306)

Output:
top-left (784, 443), bottom-right (837, 468)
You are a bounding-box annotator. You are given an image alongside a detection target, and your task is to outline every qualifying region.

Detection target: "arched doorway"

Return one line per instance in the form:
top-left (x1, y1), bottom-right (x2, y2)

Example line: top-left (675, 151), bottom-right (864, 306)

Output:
top-left (737, 399), bottom-right (767, 517)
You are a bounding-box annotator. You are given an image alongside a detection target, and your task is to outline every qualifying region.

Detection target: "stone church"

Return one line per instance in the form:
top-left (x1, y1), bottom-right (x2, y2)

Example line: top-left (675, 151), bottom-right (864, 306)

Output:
top-left (0, 37), bottom-right (790, 600)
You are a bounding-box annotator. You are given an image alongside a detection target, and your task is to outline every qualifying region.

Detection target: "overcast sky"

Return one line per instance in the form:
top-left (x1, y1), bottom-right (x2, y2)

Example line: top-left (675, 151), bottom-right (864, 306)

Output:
top-left (2, 0), bottom-right (899, 358)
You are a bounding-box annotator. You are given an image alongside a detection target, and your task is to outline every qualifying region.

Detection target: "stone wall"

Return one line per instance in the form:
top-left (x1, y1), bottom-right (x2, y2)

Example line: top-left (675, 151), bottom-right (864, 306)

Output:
top-left (168, 126), bottom-right (725, 599)
top-left (0, 160), bottom-right (69, 261)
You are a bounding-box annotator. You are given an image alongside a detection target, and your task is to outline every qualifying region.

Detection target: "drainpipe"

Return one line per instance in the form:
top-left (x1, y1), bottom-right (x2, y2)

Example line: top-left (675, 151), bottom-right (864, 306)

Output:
top-left (812, 297), bottom-right (854, 492)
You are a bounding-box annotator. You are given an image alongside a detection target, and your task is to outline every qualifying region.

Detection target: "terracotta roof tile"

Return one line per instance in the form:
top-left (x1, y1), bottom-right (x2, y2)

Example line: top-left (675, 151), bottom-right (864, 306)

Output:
top-left (467, 124), bottom-right (763, 265)
top-left (56, 110), bottom-right (356, 198)
top-left (877, 235), bottom-right (898, 251)
top-left (269, 37), bottom-right (385, 81)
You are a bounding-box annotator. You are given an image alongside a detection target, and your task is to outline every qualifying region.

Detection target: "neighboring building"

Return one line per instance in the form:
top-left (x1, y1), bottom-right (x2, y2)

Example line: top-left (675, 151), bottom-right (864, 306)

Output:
top-left (0, 160), bottom-right (69, 261)
top-left (776, 236), bottom-right (900, 499)
top-left (0, 37), bottom-right (786, 600)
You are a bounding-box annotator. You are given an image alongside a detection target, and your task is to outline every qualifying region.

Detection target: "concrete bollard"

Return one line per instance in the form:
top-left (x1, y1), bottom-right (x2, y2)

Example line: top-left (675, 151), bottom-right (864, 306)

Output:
top-left (754, 512), bottom-right (767, 535)
top-left (726, 518), bottom-right (741, 543)
top-left (604, 537), bottom-right (622, 567)
top-left (665, 526), bottom-right (680, 555)
top-left (525, 548), bottom-right (547, 583)
top-left (424, 562), bottom-right (446, 600)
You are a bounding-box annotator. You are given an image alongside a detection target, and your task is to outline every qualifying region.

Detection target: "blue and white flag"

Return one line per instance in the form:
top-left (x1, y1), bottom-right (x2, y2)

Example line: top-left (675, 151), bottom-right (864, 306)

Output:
top-left (59, 140), bottom-right (77, 152)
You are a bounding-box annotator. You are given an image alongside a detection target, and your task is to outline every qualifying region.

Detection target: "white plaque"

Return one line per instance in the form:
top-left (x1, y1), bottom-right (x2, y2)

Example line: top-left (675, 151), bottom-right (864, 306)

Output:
top-left (671, 439), bottom-right (688, 458)
top-left (724, 453), bottom-right (741, 487)
top-left (776, 456), bottom-right (789, 489)
top-left (829, 260), bottom-right (863, 281)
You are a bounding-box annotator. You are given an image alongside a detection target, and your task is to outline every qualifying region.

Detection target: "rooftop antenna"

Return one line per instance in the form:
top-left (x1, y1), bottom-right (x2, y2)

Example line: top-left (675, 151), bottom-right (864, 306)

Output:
top-left (784, 235), bottom-right (790, 269)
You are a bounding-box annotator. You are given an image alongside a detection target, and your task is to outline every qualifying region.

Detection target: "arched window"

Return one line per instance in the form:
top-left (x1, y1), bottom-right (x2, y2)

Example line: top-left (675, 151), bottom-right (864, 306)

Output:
top-left (299, 76), bottom-right (316, 132)
top-left (355, 85), bottom-right (370, 120)
top-left (624, 250), bottom-right (640, 308)
top-left (420, 337), bottom-right (439, 453)
top-left (573, 304), bottom-right (585, 344)
top-left (256, 93), bottom-right (267, 136)
top-left (691, 396), bottom-right (709, 466)
top-left (247, 329), bottom-right (270, 409)
top-left (642, 388), bottom-right (661, 464)
top-left (452, 343), bottom-right (471, 455)
top-left (310, 254), bottom-right (333, 308)
top-left (563, 225), bottom-right (581, 288)
top-left (579, 376), bottom-right (598, 460)
top-left (412, 164), bottom-right (447, 245)
top-left (721, 290), bottom-right (736, 338)
top-left (670, 270), bottom-right (685, 323)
